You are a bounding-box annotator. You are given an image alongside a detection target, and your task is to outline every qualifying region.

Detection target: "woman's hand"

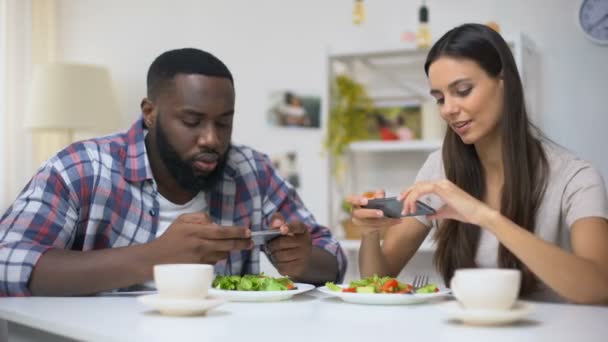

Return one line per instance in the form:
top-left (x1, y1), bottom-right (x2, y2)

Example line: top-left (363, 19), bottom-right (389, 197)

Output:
top-left (347, 189), bottom-right (402, 236)
top-left (399, 180), bottom-right (497, 226)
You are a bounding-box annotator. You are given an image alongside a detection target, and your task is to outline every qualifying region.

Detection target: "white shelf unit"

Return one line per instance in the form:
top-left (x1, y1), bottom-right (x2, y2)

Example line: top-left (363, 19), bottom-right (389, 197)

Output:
top-left (326, 46), bottom-right (440, 236)
top-left (339, 239), bottom-right (436, 253)
top-left (349, 140), bottom-right (442, 152)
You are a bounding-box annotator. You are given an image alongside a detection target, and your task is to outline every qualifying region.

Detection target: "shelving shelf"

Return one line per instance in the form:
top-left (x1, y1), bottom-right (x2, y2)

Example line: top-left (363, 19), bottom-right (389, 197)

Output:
top-left (328, 47), bottom-right (428, 64)
top-left (339, 238), bottom-right (436, 253)
top-left (348, 140), bottom-right (442, 153)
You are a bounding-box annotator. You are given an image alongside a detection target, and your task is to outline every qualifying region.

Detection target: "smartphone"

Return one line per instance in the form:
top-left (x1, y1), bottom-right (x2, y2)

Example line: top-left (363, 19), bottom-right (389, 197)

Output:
top-left (362, 197), bottom-right (435, 218)
top-left (251, 230), bottom-right (282, 246)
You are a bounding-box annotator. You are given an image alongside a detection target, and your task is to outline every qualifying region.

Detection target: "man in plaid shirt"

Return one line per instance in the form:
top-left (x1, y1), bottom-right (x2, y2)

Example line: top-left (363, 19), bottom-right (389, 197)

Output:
top-left (0, 48), bottom-right (346, 296)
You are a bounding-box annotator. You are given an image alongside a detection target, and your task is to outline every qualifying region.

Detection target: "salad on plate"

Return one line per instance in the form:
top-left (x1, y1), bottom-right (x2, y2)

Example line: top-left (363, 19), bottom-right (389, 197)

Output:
top-left (212, 274), bottom-right (296, 291)
top-left (319, 275), bottom-right (448, 305)
top-left (210, 274), bottom-right (314, 302)
top-left (325, 275), bottom-right (439, 294)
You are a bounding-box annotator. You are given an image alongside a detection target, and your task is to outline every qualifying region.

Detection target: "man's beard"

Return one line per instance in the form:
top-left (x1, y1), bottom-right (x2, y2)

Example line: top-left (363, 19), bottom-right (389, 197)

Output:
top-left (155, 121), bottom-right (228, 194)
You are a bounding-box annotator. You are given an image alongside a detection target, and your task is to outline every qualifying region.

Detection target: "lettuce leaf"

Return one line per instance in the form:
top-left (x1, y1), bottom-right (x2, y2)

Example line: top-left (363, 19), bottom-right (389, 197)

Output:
top-left (212, 273), bottom-right (295, 291)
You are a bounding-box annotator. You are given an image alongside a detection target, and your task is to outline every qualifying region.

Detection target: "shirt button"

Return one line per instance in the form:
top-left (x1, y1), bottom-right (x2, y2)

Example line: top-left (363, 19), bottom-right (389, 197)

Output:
top-left (149, 209), bottom-right (157, 217)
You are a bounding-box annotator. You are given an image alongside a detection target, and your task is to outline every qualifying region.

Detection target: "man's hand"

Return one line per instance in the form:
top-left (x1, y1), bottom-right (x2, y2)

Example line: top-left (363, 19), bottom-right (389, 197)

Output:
top-left (266, 213), bottom-right (312, 278)
top-left (29, 212), bottom-right (253, 296)
top-left (150, 212), bottom-right (253, 265)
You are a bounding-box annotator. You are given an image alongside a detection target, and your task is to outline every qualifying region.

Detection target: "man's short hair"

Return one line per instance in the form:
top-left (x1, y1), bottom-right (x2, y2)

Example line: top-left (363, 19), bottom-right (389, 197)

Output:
top-left (146, 48), bottom-right (233, 100)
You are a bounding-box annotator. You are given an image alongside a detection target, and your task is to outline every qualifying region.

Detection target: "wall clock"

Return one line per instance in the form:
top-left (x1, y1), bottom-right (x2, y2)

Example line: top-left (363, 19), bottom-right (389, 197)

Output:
top-left (578, 0), bottom-right (608, 45)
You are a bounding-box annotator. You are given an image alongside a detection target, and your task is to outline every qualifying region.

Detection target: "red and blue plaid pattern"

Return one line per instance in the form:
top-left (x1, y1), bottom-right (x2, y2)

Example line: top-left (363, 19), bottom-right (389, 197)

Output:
top-left (0, 118), bottom-right (346, 296)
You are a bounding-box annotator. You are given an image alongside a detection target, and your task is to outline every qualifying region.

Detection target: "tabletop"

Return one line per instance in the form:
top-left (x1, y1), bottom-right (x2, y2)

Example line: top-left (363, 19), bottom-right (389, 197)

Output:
top-left (0, 290), bottom-right (607, 342)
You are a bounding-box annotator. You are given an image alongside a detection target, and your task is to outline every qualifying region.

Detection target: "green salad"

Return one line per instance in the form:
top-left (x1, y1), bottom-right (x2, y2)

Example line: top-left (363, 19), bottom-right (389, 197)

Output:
top-left (326, 274), bottom-right (439, 294)
top-left (212, 274), bottom-right (296, 291)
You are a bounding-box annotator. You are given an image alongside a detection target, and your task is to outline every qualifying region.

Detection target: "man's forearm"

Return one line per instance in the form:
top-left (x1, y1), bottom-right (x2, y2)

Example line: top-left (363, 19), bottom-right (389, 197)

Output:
top-left (293, 247), bottom-right (340, 286)
top-left (29, 244), bottom-right (155, 296)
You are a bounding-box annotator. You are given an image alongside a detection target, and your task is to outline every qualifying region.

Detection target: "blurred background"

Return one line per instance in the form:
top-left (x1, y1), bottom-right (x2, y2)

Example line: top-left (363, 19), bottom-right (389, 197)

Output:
top-left (1, 0), bottom-right (607, 281)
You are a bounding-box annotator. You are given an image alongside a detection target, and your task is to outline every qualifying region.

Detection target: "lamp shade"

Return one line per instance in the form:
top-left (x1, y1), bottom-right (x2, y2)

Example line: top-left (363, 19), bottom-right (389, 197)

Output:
top-left (25, 63), bottom-right (121, 130)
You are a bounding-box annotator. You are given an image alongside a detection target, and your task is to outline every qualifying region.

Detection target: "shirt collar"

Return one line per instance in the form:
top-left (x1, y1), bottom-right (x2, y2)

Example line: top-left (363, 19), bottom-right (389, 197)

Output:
top-left (123, 117), bottom-right (154, 182)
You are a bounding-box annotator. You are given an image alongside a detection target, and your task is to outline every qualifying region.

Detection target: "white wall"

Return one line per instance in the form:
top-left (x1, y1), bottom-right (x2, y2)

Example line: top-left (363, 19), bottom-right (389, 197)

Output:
top-left (0, 1), bottom-right (5, 208)
top-left (55, 0), bottom-right (608, 227)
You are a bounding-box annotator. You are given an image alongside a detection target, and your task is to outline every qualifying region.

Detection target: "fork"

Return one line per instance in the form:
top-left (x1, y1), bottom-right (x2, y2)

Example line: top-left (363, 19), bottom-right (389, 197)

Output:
top-left (412, 275), bottom-right (429, 292)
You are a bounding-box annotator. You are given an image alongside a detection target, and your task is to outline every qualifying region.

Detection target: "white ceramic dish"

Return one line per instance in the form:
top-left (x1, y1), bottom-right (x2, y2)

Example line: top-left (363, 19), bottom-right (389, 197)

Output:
top-left (98, 290), bottom-right (156, 296)
top-left (317, 284), bottom-right (451, 305)
top-left (438, 300), bottom-right (535, 325)
top-left (137, 294), bottom-right (225, 316)
top-left (208, 283), bottom-right (315, 302)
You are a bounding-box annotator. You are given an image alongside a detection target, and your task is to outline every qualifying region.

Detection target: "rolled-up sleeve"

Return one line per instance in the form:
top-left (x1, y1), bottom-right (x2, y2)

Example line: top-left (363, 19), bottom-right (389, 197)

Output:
top-left (259, 155), bottom-right (347, 283)
top-left (0, 163), bottom-right (78, 296)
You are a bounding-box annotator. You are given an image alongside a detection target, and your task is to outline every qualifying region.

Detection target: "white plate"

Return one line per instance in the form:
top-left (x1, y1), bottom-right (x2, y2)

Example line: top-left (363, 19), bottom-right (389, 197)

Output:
top-left (137, 294), bottom-right (225, 316)
top-left (438, 300), bottom-right (535, 326)
top-left (98, 290), bottom-right (156, 297)
top-left (317, 285), bottom-right (451, 305)
top-left (208, 283), bottom-right (315, 302)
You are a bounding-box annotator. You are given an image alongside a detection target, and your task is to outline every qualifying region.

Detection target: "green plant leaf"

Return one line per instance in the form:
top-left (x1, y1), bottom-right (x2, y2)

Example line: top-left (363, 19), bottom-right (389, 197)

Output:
top-left (324, 75), bottom-right (374, 180)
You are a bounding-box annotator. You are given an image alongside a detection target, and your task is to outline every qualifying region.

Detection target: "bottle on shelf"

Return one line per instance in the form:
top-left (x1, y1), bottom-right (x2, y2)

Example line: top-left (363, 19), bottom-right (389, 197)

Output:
top-left (416, 1), bottom-right (431, 49)
top-left (352, 0), bottom-right (365, 25)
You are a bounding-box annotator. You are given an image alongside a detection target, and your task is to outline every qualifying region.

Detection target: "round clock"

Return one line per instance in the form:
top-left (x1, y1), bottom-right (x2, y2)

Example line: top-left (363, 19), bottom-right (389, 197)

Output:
top-left (578, 0), bottom-right (608, 45)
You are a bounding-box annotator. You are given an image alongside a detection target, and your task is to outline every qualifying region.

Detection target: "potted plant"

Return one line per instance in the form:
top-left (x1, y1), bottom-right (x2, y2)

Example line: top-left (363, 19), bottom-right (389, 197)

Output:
top-left (324, 75), bottom-right (374, 240)
top-left (324, 74), bottom-right (374, 181)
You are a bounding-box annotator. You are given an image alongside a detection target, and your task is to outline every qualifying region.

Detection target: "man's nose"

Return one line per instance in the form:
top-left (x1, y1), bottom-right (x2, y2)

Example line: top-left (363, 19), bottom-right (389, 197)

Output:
top-left (197, 123), bottom-right (220, 148)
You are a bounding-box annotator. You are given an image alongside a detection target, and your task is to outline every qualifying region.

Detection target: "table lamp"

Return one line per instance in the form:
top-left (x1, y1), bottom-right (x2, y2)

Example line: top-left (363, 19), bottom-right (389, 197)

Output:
top-left (24, 63), bottom-right (121, 165)
top-left (25, 63), bottom-right (121, 140)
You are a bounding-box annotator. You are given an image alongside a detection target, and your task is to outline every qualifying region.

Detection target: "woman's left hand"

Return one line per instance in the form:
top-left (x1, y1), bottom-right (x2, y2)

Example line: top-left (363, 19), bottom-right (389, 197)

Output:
top-left (398, 180), bottom-right (496, 226)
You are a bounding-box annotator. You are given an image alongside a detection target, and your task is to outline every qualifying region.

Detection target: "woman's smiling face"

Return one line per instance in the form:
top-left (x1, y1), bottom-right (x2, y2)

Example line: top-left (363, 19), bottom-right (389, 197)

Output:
top-left (428, 56), bottom-right (504, 145)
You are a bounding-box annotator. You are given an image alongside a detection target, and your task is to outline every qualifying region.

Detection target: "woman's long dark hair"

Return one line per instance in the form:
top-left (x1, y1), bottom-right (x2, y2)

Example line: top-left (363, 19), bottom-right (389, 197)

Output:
top-left (424, 23), bottom-right (548, 296)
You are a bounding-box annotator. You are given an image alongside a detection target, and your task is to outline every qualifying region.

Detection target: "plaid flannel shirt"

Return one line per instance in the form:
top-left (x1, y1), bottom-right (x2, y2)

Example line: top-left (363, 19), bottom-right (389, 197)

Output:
top-left (0, 118), bottom-right (346, 296)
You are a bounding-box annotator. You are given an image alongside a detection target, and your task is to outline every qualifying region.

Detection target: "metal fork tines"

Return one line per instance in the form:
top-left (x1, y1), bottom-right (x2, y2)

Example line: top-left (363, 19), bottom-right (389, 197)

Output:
top-left (412, 275), bottom-right (429, 291)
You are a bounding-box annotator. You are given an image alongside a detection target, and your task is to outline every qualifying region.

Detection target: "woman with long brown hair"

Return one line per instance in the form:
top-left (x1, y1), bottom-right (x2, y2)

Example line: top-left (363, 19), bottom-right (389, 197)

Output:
top-left (349, 23), bottom-right (608, 304)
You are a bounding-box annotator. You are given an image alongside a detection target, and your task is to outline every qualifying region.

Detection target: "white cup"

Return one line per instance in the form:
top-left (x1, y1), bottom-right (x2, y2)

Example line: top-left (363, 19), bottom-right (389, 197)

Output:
top-left (153, 264), bottom-right (213, 299)
top-left (450, 268), bottom-right (521, 310)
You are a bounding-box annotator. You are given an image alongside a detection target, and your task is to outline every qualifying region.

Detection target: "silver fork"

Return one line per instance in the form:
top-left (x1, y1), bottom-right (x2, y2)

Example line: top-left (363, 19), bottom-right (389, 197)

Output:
top-left (412, 275), bottom-right (429, 292)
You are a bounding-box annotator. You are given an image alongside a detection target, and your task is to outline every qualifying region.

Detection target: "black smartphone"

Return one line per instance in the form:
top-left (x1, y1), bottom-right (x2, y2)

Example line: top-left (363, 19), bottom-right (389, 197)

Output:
top-left (362, 197), bottom-right (436, 218)
top-left (251, 230), bottom-right (282, 246)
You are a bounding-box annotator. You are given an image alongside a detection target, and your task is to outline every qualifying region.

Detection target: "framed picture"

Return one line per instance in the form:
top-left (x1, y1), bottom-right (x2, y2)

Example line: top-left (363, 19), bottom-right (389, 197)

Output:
top-left (366, 104), bottom-right (421, 141)
top-left (267, 90), bottom-right (321, 128)
top-left (270, 151), bottom-right (301, 189)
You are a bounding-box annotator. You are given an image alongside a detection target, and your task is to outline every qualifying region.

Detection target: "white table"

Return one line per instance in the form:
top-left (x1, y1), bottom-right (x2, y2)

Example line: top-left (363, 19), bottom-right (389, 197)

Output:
top-left (0, 290), bottom-right (607, 342)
